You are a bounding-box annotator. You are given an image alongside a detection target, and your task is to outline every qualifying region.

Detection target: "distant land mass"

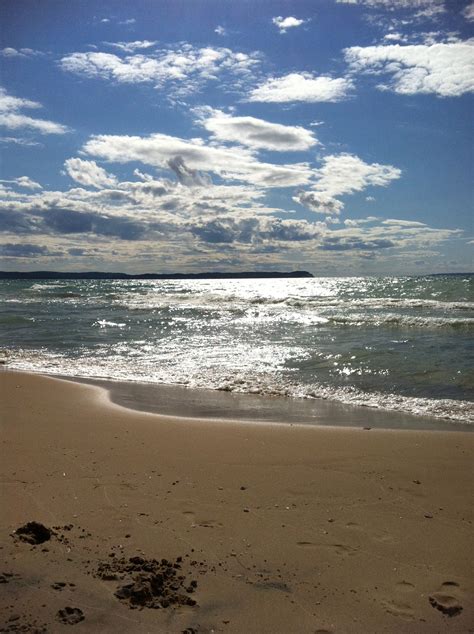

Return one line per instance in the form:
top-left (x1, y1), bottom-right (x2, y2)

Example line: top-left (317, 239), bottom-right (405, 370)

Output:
top-left (0, 270), bottom-right (313, 280)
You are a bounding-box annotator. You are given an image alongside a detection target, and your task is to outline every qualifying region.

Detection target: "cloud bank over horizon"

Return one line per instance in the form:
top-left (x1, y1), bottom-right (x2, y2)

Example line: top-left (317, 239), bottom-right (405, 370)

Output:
top-left (0, 0), bottom-right (472, 275)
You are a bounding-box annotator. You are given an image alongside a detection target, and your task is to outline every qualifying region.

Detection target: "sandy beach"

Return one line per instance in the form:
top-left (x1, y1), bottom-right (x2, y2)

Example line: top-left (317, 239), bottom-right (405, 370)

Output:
top-left (1, 371), bottom-right (473, 633)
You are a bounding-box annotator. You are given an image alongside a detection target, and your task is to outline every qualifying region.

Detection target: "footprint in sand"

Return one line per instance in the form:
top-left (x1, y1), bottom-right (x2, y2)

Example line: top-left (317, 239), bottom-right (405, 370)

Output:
top-left (330, 543), bottom-right (358, 557)
top-left (382, 599), bottom-right (415, 621)
top-left (395, 580), bottom-right (415, 591)
top-left (182, 511), bottom-right (196, 525)
top-left (296, 542), bottom-right (358, 558)
top-left (345, 521), bottom-right (396, 545)
top-left (197, 519), bottom-right (223, 528)
top-left (182, 511), bottom-right (222, 528)
top-left (429, 581), bottom-right (463, 617)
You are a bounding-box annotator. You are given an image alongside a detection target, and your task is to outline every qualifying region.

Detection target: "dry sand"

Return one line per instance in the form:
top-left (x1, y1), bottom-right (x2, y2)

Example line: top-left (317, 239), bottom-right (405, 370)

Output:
top-left (0, 371), bottom-right (473, 633)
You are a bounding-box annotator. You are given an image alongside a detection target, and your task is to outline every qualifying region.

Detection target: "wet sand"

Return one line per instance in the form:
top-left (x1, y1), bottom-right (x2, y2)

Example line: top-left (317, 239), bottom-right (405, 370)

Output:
top-left (1, 370), bottom-right (473, 633)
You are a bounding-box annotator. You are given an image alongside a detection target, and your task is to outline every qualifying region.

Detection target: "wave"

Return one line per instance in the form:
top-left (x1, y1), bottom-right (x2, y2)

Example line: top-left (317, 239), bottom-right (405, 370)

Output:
top-left (93, 320), bottom-right (126, 329)
top-left (326, 313), bottom-right (474, 330)
top-left (5, 353), bottom-right (473, 425)
top-left (0, 315), bottom-right (35, 325)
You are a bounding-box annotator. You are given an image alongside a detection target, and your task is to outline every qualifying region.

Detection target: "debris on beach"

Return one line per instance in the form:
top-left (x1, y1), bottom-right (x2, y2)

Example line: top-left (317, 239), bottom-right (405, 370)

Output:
top-left (0, 614), bottom-right (48, 632)
top-left (95, 555), bottom-right (198, 610)
top-left (56, 607), bottom-right (85, 625)
top-left (13, 522), bottom-right (52, 545)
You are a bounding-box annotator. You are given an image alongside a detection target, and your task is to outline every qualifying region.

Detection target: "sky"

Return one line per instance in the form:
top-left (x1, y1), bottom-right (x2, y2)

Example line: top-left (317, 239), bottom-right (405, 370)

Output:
top-left (0, 0), bottom-right (473, 275)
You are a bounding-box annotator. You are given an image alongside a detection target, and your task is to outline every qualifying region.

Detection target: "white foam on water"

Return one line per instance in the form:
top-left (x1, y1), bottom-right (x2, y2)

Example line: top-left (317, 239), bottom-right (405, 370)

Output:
top-left (6, 350), bottom-right (473, 425)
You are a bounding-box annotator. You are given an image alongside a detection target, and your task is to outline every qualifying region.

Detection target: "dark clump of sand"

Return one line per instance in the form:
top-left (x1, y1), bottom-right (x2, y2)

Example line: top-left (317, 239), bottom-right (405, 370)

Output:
top-left (0, 613), bottom-right (48, 633)
top-left (96, 555), bottom-right (198, 609)
top-left (13, 522), bottom-right (52, 546)
top-left (3, 517), bottom-right (201, 631)
top-left (56, 607), bottom-right (85, 625)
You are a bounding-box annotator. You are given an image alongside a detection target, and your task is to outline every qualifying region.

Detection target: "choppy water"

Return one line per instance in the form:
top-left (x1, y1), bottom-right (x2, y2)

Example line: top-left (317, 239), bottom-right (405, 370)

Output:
top-left (1, 275), bottom-right (473, 424)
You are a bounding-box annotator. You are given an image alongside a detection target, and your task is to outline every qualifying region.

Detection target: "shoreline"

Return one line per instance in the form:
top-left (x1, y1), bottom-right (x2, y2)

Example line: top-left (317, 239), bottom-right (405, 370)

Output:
top-left (1, 370), bottom-right (473, 632)
top-left (3, 366), bottom-right (472, 432)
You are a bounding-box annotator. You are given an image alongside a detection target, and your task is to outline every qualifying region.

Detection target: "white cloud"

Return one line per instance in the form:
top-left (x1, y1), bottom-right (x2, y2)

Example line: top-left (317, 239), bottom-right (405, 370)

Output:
top-left (344, 40), bottom-right (474, 97)
top-left (60, 45), bottom-right (261, 97)
top-left (215, 25), bottom-right (227, 36)
top-left (194, 108), bottom-right (318, 151)
top-left (382, 218), bottom-right (427, 227)
top-left (383, 32), bottom-right (408, 42)
top-left (64, 158), bottom-right (118, 188)
top-left (0, 176), bottom-right (42, 190)
top-left (0, 89), bottom-right (40, 112)
top-left (1, 47), bottom-right (23, 57)
top-left (337, 1), bottom-right (447, 26)
top-left (293, 191), bottom-right (344, 215)
top-left (0, 136), bottom-right (41, 146)
top-left (272, 16), bottom-right (308, 33)
top-left (336, 0), bottom-right (444, 9)
top-left (0, 171), bottom-right (463, 272)
top-left (167, 156), bottom-right (212, 187)
top-left (16, 176), bottom-right (42, 189)
top-left (0, 47), bottom-right (43, 58)
top-left (312, 153), bottom-right (401, 197)
top-left (294, 153), bottom-right (400, 215)
top-left (105, 40), bottom-right (157, 53)
top-left (82, 132), bottom-right (313, 187)
top-left (344, 216), bottom-right (379, 226)
top-left (248, 72), bottom-right (353, 103)
top-left (463, 2), bottom-right (474, 21)
top-left (0, 87), bottom-right (69, 135)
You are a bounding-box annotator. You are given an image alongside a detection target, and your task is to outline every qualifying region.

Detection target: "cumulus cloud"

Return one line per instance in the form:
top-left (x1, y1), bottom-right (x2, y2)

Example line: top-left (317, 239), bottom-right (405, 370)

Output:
top-left (382, 218), bottom-right (427, 227)
top-left (64, 158), bottom-right (118, 188)
top-left (0, 170), bottom-right (463, 272)
top-left (0, 243), bottom-right (58, 257)
top-left (189, 216), bottom-right (320, 244)
top-left (320, 236), bottom-right (395, 251)
top-left (167, 156), bottom-right (212, 187)
top-left (82, 132), bottom-right (313, 187)
top-left (336, 0), bottom-right (444, 9)
top-left (344, 217), bottom-right (379, 226)
top-left (344, 40), bottom-right (474, 97)
top-left (42, 208), bottom-right (145, 240)
top-left (60, 44), bottom-right (261, 97)
top-left (194, 108), bottom-right (318, 151)
top-left (312, 153), bottom-right (401, 197)
top-left (0, 176), bottom-right (42, 190)
top-left (463, 2), bottom-right (474, 21)
top-left (0, 136), bottom-right (41, 147)
top-left (0, 87), bottom-right (69, 135)
top-left (293, 154), bottom-right (400, 217)
top-left (272, 16), bottom-right (308, 33)
top-left (248, 72), bottom-right (353, 103)
top-left (105, 40), bottom-right (157, 53)
top-left (0, 47), bottom-right (43, 58)
top-left (292, 192), bottom-right (344, 215)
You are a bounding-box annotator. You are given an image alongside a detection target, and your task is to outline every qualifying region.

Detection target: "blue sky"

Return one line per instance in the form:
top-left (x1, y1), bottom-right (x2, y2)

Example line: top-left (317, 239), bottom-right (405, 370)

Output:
top-left (0, 0), bottom-right (473, 274)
